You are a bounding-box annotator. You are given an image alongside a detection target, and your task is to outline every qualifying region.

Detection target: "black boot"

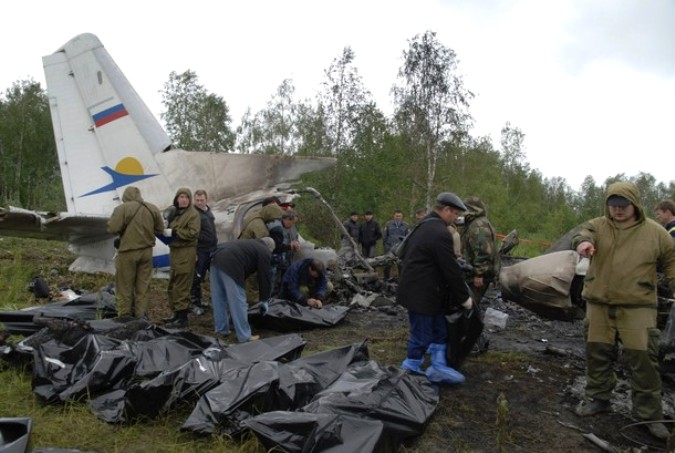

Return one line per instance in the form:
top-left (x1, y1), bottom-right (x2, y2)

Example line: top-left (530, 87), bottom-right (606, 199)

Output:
top-left (165, 310), bottom-right (189, 329)
top-left (190, 302), bottom-right (205, 316)
top-left (163, 313), bottom-right (178, 323)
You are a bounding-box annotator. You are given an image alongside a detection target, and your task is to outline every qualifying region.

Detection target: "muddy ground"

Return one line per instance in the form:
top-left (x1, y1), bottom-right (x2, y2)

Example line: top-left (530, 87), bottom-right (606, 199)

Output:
top-left (155, 285), bottom-right (675, 452)
top-left (2, 239), bottom-right (675, 452)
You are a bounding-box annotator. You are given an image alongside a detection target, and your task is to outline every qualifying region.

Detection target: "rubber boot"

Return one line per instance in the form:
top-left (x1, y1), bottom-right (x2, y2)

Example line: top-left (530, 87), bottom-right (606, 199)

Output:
top-left (165, 310), bottom-right (189, 329)
top-left (425, 343), bottom-right (465, 384)
top-left (401, 357), bottom-right (424, 374)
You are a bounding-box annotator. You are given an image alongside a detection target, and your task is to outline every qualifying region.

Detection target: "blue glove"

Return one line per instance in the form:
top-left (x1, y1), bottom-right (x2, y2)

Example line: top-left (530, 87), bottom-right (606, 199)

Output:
top-left (260, 300), bottom-right (270, 316)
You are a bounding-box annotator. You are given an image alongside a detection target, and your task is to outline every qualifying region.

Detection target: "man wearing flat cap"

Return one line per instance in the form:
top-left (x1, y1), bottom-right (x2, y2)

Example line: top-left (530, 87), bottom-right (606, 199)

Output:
top-left (572, 181), bottom-right (675, 441)
top-left (396, 192), bottom-right (472, 385)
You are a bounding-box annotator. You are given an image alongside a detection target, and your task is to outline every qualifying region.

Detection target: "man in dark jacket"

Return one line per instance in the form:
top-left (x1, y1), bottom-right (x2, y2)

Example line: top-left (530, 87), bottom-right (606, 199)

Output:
top-left (339, 211), bottom-right (361, 265)
top-left (280, 258), bottom-right (328, 309)
top-left (359, 210), bottom-right (382, 258)
top-left (190, 190), bottom-right (218, 315)
top-left (210, 237), bottom-right (275, 342)
top-left (396, 192), bottom-right (472, 384)
top-left (655, 199), bottom-right (675, 239)
top-left (107, 186), bottom-right (164, 319)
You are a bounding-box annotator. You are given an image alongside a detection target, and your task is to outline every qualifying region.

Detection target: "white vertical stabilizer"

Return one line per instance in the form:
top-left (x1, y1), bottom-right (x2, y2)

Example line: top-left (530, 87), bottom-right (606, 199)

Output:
top-left (43, 33), bottom-right (173, 215)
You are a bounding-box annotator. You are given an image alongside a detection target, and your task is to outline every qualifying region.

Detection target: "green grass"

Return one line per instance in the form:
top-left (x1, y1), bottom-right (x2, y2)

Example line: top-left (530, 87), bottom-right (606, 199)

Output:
top-left (0, 246), bottom-right (33, 310)
top-left (0, 363), bottom-right (254, 452)
top-left (471, 350), bottom-right (529, 365)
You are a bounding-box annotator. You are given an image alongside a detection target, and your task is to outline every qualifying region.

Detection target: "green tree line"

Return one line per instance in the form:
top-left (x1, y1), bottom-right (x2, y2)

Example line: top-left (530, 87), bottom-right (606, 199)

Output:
top-left (2, 31), bottom-right (673, 253)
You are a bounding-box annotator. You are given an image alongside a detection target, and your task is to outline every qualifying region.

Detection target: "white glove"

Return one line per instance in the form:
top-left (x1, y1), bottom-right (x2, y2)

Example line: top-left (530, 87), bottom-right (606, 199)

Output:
top-left (461, 297), bottom-right (473, 310)
top-left (163, 228), bottom-right (173, 237)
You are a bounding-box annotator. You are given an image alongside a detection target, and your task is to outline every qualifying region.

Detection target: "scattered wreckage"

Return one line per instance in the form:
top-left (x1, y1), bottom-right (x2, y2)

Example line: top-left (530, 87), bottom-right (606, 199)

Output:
top-left (2, 223), bottom-right (674, 452)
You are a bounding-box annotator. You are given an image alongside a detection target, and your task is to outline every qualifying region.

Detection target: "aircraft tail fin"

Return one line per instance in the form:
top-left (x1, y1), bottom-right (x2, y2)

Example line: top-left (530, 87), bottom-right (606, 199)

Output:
top-left (42, 33), bottom-right (172, 215)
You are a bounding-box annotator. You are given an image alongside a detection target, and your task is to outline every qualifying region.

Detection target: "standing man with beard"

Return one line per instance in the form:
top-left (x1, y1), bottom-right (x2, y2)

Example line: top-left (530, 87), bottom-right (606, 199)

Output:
top-left (572, 182), bottom-right (675, 441)
top-left (397, 192), bottom-right (472, 384)
top-left (190, 190), bottom-right (218, 315)
top-left (164, 187), bottom-right (201, 328)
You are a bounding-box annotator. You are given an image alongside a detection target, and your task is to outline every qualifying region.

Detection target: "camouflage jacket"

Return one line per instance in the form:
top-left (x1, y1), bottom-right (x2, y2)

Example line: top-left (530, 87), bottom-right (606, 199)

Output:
top-left (461, 210), bottom-right (500, 280)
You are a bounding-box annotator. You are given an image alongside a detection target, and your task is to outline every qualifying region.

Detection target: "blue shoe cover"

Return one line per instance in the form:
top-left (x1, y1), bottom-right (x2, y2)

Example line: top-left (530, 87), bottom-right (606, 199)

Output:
top-left (401, 358), bottom-right (424, 374)
top-left (426, 364), bottom-right (465, 384)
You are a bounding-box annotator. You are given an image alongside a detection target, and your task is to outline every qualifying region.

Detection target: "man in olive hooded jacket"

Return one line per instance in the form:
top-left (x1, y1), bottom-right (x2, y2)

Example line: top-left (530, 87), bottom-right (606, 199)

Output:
top-left (107, 186), bottom-right (164, 318)
top-left (164, 187), bottom-right (201, 328)
top-left (572, 181), bottom-right (675, 440)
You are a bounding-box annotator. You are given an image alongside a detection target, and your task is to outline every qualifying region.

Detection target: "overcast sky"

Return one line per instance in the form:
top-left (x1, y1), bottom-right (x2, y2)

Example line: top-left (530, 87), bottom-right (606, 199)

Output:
top-left (2, 0), bottom-right (674, 190)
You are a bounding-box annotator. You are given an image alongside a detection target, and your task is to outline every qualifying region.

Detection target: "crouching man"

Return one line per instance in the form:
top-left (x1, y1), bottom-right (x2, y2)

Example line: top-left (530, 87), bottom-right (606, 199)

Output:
top-left (280, 258), bottom-right (329, 309)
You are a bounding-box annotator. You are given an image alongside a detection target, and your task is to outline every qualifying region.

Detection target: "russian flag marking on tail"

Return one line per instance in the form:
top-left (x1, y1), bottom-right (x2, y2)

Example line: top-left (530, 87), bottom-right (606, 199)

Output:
top-left (92, 103), bottom-right (128, 127)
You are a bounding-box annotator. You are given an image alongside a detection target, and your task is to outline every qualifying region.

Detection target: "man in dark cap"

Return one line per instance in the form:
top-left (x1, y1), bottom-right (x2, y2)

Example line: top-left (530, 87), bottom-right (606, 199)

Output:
top-left (572, 182), bottom-right (675, 441)
top-left (280, 258), bottom-right (329, 309)
top-left (396, 192), bottom-right (472, 384)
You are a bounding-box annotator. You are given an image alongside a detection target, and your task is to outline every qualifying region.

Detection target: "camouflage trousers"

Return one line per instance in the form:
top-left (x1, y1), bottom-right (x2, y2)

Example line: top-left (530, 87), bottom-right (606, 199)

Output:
top-left (584, 303), bottom-right (662, 421)
top-left (245, 273), bottom-right (260, 305)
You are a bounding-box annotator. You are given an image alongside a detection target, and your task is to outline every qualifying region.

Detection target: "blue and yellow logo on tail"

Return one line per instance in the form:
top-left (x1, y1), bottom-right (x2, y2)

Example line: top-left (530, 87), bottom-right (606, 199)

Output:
top-left (81, 157), bottom-right (157, 197)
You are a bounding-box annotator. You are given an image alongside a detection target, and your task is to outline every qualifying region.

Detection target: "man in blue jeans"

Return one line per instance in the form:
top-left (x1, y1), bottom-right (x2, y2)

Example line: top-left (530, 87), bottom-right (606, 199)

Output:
top-left (209, 237), bottom-right (275, 342)
top-left (396, 192), bottom-right (472, 384)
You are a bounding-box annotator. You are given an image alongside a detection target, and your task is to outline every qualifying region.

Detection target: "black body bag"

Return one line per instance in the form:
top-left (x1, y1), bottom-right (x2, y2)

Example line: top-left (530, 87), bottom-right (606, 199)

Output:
top-left (445, 306), bottom-right (484, 368)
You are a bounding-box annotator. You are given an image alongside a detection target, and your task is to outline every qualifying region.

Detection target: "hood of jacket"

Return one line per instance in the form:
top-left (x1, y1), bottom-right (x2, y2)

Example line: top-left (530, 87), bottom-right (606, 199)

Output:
top-left (122, 186), bottom-right (143, 203)
top-left (604, 182), bottom-right (644, 222)
top-left (173, 187), bottom-right (193, 209)
top-left (463, 196), bottom-right (486, 222)
top-left (261, 203), bottom-right (283, 223)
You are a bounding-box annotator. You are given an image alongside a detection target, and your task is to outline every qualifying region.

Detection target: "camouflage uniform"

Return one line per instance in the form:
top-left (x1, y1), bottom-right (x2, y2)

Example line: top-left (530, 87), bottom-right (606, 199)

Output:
top-left (460, 197), bottom-right (500, 303)
top-left (107, 186), bottom-right (164, 318)
top-left (167, 188), bottom-right (201, 316)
